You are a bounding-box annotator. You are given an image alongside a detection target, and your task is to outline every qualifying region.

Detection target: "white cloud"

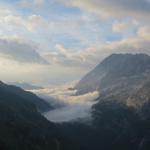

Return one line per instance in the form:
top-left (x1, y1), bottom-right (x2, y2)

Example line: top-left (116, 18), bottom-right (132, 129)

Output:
top-left (26, 15), bottom-right (47, 32)
top-left (0, 57), bottom-right (48, 83)
top-left (0, 7), bottom-right (47, 34)
top-left (112, 20), bottom-right (140, 38)
top-left (32, 83), bottom-right (99, 122)
top-left (137, 26), bottom-right (150, 40)
top-left (112, 22), bottom-right (128, 33)
top-left (112, 21), bottom-right (137, 34)
top-left (44, 31), bottom-right (150, 69)
top-left (45, 44), bottom-right (99, 68)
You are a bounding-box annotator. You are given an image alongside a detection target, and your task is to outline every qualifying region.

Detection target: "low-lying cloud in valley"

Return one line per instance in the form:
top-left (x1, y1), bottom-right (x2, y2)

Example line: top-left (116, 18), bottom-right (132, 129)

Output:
top-left (31, 82), bottom-right (99, 122)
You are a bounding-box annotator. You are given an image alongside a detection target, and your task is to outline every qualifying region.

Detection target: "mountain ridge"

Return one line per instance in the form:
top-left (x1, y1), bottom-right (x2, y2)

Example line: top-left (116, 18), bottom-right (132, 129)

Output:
top-left (0, 81), bottom-right (52, 112)
top-left (75, 53), bottom-right (150, 95)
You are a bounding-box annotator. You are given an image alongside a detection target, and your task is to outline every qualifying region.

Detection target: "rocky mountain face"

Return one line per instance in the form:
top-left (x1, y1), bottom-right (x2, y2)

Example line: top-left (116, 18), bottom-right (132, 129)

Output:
top-left (127, 79), bottom-right (150, 108)
top-left (90, 54), bottom-right (150, 150)
top-left (76, 54), bottom-right (150, 96)
top-left (76, 53), bottom-right (150, 107)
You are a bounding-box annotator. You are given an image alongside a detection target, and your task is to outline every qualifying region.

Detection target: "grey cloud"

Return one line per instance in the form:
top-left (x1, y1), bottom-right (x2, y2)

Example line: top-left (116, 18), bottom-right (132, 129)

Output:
top-left (61, 0), bottom-right (150, 19)
top-left (0, 39), bottom-right (49, 64)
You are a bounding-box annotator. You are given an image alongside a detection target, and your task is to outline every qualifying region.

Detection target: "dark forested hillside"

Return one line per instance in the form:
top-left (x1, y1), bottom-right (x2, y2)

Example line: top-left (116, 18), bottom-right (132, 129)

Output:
top-left (0, 81), bottom-right (79, 150)
top-left (58, 93), bottom-right (150, 150)
top-left (0, 81), bottom-right (52, 112)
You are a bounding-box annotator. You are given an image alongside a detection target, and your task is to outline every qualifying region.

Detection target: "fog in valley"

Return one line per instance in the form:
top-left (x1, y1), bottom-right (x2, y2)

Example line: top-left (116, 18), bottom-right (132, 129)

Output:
top-left (30, 83), bottom-right (99, 122)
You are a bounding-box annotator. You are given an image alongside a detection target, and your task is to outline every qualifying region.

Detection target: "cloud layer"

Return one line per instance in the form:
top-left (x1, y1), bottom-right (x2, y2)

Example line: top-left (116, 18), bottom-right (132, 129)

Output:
top-left (61, 0), bottom-right (150, 19)
top-left (0, 38), bottom-right (48, 64)
top-left (32, 83), bottom-right (99, 122)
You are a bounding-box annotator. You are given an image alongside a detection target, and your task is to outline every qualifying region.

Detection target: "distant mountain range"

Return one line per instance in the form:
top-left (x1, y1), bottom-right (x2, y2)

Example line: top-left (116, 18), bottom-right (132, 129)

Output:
top-left (7, 82), bottom-right (43, 90)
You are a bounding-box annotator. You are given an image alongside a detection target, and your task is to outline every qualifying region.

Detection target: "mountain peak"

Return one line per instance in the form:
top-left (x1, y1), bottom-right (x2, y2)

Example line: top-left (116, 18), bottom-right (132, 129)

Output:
top-left (76, 53), bottom-right (150, 94)
top-left (100, 53), bottom-right (150, 67)
top-left (93, 53), bottom-right (150, 76)
top-left (105, 53), bottom-right (149, 59)
top-left (107, 53), bottom-right (149, 57)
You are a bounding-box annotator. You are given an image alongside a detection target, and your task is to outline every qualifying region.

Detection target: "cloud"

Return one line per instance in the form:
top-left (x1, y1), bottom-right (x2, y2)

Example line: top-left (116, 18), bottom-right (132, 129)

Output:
top-left (88, 36), bottom-right (150, 64)
top-left (45, 44), bottom-right (99, 69)
top-left (0, 7), bottom-right (47, 33)
top-left (60, 0), bottom-right (150, 19)
top-left (32, 82), bottom-right (99, 122)
top-left (26, 15), bottom-right (47, 32)
top-left (112, 20), bottom-right (139, 34)
top-left (137, 26), bottom-right (150, 40)
top-left (44, 29), bottom-right (150, 69)
top-left (112, 22), bottom-right (129, 33)
top-left (0, 38), bottom-right (49, 64)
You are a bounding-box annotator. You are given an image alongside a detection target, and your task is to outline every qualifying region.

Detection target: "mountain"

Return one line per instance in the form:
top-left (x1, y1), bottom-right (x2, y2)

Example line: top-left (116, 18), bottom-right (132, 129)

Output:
top-left (76, 53), bottom-right (150, 108)
top-left (2, 53), bottom-right (150, 150)
top-left (60, 53), bottom-right (150, 150)
top-left (76, 53), bottom-right (150, 95)
top-left (0, 81), bottom-right (79, 150)
top-left (58, 53), bottom-right (150, 150)
top-left (127, 79), bottom-right (150, 108)
top-left (0, 81), bottom-right (52, 112)
top-left (7, 82), bottom-right (43, 90)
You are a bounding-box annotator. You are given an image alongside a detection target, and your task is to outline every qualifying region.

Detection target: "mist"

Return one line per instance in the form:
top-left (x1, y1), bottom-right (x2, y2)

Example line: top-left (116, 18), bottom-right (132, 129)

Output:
top-left (31, 83), bottom-right (99, 123)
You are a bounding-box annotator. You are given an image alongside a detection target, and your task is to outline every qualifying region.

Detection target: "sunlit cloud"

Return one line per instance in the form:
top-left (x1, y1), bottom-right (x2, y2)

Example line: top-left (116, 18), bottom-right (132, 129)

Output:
top-left (32, 82), bottom-right (99, 122)
top-left (0, 0), bottom-right (149, 85)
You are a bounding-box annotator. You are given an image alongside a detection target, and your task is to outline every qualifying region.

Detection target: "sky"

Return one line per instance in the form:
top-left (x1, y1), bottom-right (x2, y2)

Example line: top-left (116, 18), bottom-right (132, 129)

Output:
top-left (0, 0), bottom-right (150, 85)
